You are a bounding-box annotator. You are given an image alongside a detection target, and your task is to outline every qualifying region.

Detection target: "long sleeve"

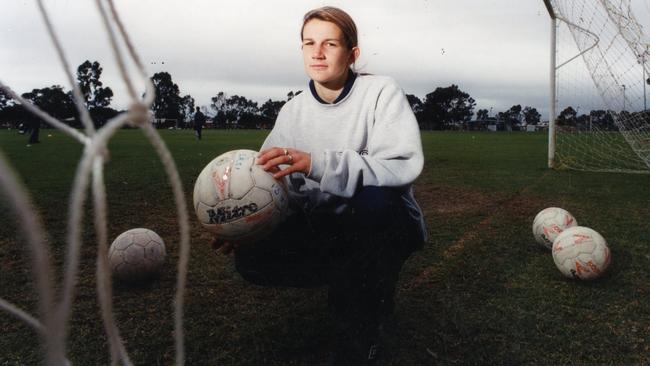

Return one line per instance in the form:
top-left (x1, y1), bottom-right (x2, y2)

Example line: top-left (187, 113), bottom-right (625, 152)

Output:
top-left (307, 80), bottom-right (424, 198)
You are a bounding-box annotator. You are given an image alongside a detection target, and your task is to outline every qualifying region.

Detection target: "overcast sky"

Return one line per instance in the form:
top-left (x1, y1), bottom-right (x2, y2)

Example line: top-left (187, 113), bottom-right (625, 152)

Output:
top-left (2, 1), bottom-right (650, 119)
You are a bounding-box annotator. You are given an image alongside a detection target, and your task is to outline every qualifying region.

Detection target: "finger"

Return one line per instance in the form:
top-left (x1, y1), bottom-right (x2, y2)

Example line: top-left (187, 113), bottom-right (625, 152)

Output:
top-left (257, 147), bottom-right (285, 165)
top-left (256, 149), bottom-right (272, 165)
top-left (273, 164), bottom-right (304, 179)
top-left (257, 147), bottom-right (282, 157)
top-left (261, 154), bottom-right (294, 172)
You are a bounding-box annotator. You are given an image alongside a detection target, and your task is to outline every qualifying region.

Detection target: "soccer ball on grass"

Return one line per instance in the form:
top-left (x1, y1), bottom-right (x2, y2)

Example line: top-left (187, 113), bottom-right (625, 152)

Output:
top-left (552, 226), bottom-right (611, 280)
top-left (108, 228), bottom-right (166, 282)
top-left (532, 207), bottom-right (577, 249)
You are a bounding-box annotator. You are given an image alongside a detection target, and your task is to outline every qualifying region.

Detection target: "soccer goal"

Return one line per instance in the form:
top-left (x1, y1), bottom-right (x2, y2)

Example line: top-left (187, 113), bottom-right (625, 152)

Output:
top-left (544, 0), bottom-right (650, 173)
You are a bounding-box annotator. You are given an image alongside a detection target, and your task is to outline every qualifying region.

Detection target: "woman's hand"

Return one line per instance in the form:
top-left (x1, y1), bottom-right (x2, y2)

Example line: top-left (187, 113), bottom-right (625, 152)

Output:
top-left (257, 147), bottom-right (311, 179)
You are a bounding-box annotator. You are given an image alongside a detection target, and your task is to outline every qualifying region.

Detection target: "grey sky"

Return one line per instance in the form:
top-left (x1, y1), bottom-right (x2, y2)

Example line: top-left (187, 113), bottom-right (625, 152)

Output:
top-left (2, 1), bottom-right (650, 119)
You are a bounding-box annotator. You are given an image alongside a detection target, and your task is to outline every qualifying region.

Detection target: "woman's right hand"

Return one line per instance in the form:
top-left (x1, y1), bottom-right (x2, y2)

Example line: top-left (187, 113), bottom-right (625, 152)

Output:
top-left (257, 147), bottom-right (311, 179)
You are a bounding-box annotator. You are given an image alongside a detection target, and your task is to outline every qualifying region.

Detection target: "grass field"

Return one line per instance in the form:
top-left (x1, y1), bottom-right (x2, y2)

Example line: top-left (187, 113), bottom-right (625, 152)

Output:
top-left (1, 128), bottom-right (649, 365)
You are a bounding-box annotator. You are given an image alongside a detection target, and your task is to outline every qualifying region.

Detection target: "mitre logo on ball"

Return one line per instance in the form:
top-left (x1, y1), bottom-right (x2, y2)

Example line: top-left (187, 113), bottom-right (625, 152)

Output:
top-left (207, 203), bottom-right (259, 224)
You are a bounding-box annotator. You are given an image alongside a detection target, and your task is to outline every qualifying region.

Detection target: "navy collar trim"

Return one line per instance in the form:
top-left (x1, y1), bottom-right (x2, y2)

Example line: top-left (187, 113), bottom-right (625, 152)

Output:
top-left (309, 69), bottom-right (357, 104)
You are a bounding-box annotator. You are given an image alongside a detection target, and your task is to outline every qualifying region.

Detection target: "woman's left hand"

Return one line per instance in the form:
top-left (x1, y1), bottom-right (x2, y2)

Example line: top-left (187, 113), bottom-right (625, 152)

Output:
top-left (257, 147), bottom-right (311, 179)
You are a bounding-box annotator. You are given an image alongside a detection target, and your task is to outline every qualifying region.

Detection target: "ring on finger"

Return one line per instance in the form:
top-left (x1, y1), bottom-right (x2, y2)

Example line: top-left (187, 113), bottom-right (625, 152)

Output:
top-left (287, 154), bottom-right (293, 163)
top-left (283, 148), bottom-right (288, 156)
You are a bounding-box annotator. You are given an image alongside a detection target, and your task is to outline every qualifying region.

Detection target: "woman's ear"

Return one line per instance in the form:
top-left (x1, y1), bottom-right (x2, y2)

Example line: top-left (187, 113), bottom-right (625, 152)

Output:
top-left (350, 47), bottom-right (360, 64)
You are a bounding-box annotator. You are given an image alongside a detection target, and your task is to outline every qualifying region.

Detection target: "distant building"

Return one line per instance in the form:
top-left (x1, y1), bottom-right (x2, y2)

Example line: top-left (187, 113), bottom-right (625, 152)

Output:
top-left (467, 118), bottom-right (496, 131)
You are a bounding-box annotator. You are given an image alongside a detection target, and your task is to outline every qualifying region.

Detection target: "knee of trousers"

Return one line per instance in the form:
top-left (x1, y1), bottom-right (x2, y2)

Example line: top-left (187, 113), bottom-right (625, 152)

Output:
top-left (348, 186), bottom-right (406, 228)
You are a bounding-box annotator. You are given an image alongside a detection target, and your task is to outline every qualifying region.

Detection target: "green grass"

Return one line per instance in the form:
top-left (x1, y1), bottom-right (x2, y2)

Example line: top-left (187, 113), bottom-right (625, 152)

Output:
top-left (1, 129), bottom-right (649, 365)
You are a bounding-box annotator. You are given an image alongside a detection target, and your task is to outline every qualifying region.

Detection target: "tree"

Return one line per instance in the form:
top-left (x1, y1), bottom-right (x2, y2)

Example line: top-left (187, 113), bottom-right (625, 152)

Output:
top-left (406, 94), bottom-right (424, 127)
top-left (19, 85), bottom-right (75, 138)
top-left (0, 88), bottom-right (12, 110)
top-left (476, 108), bottom-right (489, 120)
top-left (498, 105), bottom-right (522, 130)
top-left (406, 94), bottom-right (422, 113)
top-left (420, 84), bottom-right (475, 130)
top-left (287, 90), bottom-right (302, 101)
top-left (0, 88), bottom-right (24, 128)
top-left (21, 85), bottom-right (75, 121)
top-left (406, 94), bottom-right (423, 116)
top-left (260, 99), bottom-right (285, 128)
top-left (210, 92), bottom-right (228, 128)
top-left (150, 72), bottom-right (182, 124)
top-left (589, 109), bottom-right (616, 131)
top-left (576, 113), bottom-right (590, 130)
top-left (556, 106), bottom-right (577, 126)
top-left (618, 110), bottom-right (631, 130)
top-left (210, 92), bottom-right (260, 128)
top-left (76, 60), bottom-right (113, 109)
top-left (179, 94), bottom-right (195, 128)
top-left (225, 95), bottom-right (259, 129)
top-left (496, 111), bottom-right (508, 130)
top-left (88, 106), bottom-right (119, 127)
top-left (523, 106), bottom-right (541, 125)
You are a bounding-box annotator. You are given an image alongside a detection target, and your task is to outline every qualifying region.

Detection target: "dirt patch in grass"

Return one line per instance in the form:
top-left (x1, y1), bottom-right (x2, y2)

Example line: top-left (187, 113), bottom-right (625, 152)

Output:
top-left (413, 184), bottom-right (496, 218)
top-left (406, 184), bottom-right (548, 291)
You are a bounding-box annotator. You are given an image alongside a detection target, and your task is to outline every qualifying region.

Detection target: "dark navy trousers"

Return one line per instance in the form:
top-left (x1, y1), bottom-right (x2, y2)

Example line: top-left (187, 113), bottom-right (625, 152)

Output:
top-left (234, 186), bottom-right (421, 286)
top-left (234, 186), bottom-right (423, 351)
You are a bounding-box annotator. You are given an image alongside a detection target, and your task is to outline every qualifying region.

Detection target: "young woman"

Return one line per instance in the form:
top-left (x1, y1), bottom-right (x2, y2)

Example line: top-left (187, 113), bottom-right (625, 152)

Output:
top-left (222, 6), bottom-right (426, 364)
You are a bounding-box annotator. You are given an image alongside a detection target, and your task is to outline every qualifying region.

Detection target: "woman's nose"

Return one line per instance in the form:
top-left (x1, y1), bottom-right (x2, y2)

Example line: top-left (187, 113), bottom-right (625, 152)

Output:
top-left (312, 45), bottom-right (325, 59)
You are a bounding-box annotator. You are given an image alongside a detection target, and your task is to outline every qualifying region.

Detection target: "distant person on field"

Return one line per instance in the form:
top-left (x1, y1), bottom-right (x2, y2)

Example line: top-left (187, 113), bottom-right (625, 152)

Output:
top-left (194, 106), bottom-right (206, 140)
top-left (211, 6), bottom-right (426, 365)
top-left (27, 116), bottom-right (40, 146)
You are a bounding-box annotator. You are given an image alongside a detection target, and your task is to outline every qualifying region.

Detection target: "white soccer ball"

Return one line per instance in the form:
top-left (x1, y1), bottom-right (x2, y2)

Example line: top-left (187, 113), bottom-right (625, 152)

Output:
top-left (532, 207), bottom-right (578, 249)
top-left (193, 149), bottom-right (289, 244)
top-left (108, 228), bottom-right (166, 282)
top-left (552, 226), bottom-right (611, 280)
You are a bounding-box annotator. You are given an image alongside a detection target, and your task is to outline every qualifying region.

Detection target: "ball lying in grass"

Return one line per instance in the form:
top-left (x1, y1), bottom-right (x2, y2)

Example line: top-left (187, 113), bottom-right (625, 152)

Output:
top-left (193, 149), bottom-right (289, 244)
top-left (552, 226), bottom-right (611, 280)
top-left (532, 207), bottom-right (577, 249)
top-left (108, 228), bottom-right (166, 282)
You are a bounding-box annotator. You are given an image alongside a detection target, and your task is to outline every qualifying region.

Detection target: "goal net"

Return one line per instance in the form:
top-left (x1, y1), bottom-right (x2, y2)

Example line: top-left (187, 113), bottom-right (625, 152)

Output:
top-left (545, 0), bottom-right (650, 173)
top-left (0, 1), bottom-right (190, 365)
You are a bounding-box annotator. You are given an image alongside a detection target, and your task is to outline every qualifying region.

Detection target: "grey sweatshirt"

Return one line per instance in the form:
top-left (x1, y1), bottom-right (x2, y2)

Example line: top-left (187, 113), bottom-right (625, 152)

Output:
top-left (261, 73), bottom-right (427, 242)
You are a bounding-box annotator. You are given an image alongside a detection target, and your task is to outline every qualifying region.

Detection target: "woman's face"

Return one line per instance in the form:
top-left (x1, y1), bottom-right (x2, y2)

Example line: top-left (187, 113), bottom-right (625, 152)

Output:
top-left (301, 19), bottom-right (357, 89)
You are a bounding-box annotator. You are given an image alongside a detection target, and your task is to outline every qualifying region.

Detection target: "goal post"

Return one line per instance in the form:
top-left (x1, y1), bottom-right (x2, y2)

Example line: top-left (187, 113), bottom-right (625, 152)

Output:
top-left (545, 0), bottom-right (557, 169)
top-left (544, 0), bottom-right (650, 174)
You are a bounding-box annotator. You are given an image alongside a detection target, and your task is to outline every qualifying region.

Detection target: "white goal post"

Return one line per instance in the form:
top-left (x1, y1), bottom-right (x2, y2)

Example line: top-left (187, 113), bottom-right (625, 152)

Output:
top-left (544, 0), bottom-right (650, 174)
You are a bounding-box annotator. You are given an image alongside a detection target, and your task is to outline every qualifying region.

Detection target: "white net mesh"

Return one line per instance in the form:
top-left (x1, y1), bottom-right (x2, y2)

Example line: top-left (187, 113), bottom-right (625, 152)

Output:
top-left (549, 0), bottom-right (650, 173)
top-left (0, 1), bottom-right (190, 365)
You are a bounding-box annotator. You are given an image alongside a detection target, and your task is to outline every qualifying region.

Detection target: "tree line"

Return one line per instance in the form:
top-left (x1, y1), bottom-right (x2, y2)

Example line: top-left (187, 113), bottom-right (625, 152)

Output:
top-left (1, 60), bottom-right (553, 131)
top-left (0, 61), bottom-right (118, 129)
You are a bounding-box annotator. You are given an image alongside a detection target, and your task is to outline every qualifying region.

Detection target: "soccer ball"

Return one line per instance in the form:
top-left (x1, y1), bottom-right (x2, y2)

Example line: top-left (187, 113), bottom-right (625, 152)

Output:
top-left (552, 226), bottom-right (611, 280)
top-left (532, 207), bottom-right (578, 249)
top-left (108, 228), bottom-right (166, 282)
top-left (193, 149), bottom-right (289, 243)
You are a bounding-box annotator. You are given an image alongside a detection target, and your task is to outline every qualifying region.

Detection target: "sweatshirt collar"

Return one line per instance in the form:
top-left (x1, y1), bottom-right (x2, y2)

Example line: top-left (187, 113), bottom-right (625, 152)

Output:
top-left (309, 69), bottom-right (357, 105)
